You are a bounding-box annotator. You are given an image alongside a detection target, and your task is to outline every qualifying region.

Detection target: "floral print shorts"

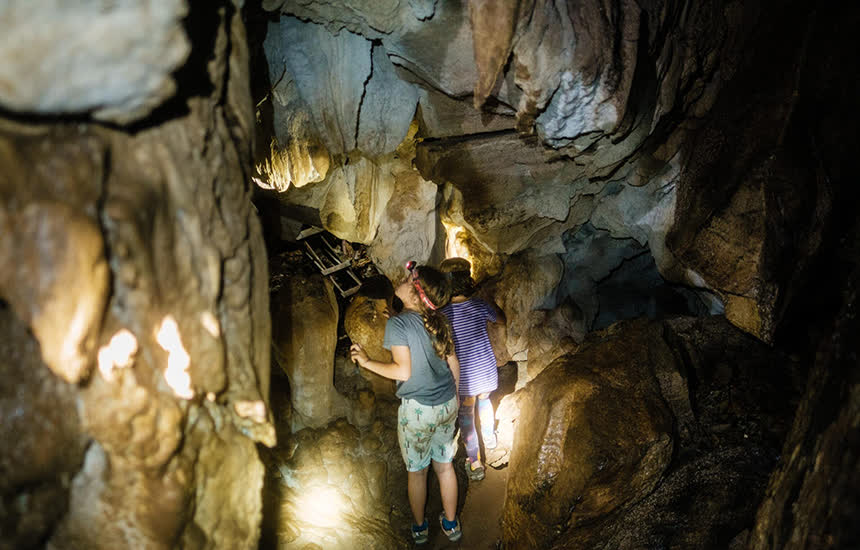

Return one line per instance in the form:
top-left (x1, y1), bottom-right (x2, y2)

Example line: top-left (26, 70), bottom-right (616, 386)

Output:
top-left (397, 395), bottom-right (458, 472)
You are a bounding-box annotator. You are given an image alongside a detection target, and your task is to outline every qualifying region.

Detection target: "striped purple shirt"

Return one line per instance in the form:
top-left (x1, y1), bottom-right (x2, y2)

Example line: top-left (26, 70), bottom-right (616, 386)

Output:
top-left (440, 298), bottom-right (498, 396)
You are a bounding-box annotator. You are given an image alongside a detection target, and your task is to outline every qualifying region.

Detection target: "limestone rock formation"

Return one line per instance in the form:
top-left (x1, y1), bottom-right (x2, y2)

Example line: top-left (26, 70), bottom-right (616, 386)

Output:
top-left (550, 315), bottom-right (805, 549)
top-left (665, 2), bottom-right (846, 344)
top-left (0, 0), bottom-right (190, 124)
top-left (0, 3), bottom-right (275, 549)
top-left (265, 0), bottom-right (478, 99)
top-left (418, 134), bottom-right (580, 255)
top-left (524, 302), bottom-right (584, 379)
top-left (441, 220), bottom-right (503, 285)
top-left (0, 134), bottom-right (110, 385)
top-left (502, 319), bottom-right (675, 549)
top-left (264, 17), bottom-right (370, 156)
top-left (271, 264), bottom-right (346, 431)
top-left (255, 84), bottom-right (331, 191)
top-left (746, 232), bottom-right (860, 547)
top-left (344, 294), bottom-right (397, 397)
top-left (368, 164), bottom-right (440, 281)
top-left (256, 0), bottom-right (766, 338)
top-left (491, 253), bottom-right (563, 361)
top-left (260, 418), bottom-right (409, 550)
top-left (0, 305), bottom-right (88, 550)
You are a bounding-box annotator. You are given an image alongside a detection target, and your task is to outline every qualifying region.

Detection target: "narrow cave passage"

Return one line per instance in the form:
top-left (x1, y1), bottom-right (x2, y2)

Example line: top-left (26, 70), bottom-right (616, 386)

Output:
top-left (0, 1), bottom-right (858, 550)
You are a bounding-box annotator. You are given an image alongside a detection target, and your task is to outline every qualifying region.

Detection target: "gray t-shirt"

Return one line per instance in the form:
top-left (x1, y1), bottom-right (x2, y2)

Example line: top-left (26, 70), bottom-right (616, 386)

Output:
top-left (383, 311), bottom-right (456, 406)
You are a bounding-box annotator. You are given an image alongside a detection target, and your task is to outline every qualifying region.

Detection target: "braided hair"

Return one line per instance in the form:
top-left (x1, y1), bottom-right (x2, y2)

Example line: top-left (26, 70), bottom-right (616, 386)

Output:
top-left (409, 264), bottom-right (454, 358)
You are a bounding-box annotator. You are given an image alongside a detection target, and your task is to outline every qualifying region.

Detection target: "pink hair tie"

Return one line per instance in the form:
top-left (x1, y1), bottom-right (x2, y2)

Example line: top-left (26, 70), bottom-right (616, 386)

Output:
top-left (405, 261), bottom-right (437, 310)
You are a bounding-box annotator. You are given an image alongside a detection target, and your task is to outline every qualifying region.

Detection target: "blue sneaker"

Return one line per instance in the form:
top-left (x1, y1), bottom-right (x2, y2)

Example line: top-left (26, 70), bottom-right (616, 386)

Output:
top-left (439, 513), bottom-right (462, 542)
top-left (411, 519), bottom-right (429, 545)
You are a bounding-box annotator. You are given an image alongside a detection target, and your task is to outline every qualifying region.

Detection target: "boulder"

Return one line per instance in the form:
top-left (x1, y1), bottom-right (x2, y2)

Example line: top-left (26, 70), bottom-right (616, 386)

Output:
top-left (555, 315), bottom-right (805, 549)
top-left (501, 319), bottom-right (675, 549)
top-left (344, 293), bottom-right (396, 397)
top-left (260, 418), bottom-right (408, 550)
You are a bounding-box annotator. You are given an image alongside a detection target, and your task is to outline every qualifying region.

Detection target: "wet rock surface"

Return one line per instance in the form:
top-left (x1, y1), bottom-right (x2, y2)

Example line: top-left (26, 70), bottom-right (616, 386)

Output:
top-left (501, 319), bottom-right (677, 549)
top-left (499, 315), bottom-right (805, 549)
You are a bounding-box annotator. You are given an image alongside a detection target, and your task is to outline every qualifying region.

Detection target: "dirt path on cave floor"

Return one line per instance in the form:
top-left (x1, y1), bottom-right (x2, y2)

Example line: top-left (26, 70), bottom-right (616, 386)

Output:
top-left (427, 454), bottom-right (509, 550)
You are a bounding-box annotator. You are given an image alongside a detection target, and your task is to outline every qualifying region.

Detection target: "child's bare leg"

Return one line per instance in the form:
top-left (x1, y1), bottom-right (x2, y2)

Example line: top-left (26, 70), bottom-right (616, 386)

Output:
top-left (432, 460), bottom-right (458, 522)
top-left (407, 466), bottom-right (429, 525)
top-left (458, 396), bottom-right (482, 468)
top-left (477, 392), bottom-right (496, 448)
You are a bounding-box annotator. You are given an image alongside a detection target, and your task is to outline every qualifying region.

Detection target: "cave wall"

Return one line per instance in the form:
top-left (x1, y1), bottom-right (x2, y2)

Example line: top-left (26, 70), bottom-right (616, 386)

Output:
top-left (252, 0), bottom-right (860, 548)
top-left (0, 2), bottom-right (275, 548)
top-left (252, 0), bottom-right (778, 338)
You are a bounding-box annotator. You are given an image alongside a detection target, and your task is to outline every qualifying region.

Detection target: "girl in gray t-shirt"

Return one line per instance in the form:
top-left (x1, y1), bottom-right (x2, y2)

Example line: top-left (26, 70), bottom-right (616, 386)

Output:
top-left (350, 262), bottom-right (463, 543)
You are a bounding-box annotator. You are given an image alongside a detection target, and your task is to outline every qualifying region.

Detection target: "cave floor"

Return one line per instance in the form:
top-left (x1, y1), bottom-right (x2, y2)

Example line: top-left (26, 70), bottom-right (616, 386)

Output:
top-left (427, 459), bottom-right (508, 549)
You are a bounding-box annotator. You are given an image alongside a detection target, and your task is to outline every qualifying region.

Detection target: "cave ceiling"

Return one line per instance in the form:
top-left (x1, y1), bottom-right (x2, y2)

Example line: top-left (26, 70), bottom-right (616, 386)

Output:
top-left (252, 0), bottom-right (836, 342)
top-left (0, 1), bottom-right (857, 549)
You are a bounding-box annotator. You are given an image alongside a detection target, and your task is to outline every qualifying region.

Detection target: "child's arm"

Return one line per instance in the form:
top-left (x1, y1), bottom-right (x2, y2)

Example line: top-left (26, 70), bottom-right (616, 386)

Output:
top-left (491, 302), bottom-right (507, 325)
top-left (350, 343), bottom-right (412, 381)
top-left (447, 353), bottom-right (460, 395)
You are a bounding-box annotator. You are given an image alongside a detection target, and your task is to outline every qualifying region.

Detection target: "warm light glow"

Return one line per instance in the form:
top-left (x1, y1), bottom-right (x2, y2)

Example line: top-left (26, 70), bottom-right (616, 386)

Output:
top-left (97, 329), bottom-right (138, 381)
top-left (253, 138), bottom-right (291, 192)
top-left (234, 400), bottom-right (267, 423)
top-left (443, 221), bottom-right (471, 262)
top-left (295, 486), bottom-right (347, 528)
top-left (156, 315), bottom-right (195, 399)
top-left (200, 311), bottom-right (220, 338)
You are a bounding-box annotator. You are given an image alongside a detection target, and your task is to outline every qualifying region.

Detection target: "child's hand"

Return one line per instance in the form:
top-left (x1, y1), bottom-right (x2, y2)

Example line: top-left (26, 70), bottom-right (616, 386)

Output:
top-left (350, 343), bottom-right (369, 367)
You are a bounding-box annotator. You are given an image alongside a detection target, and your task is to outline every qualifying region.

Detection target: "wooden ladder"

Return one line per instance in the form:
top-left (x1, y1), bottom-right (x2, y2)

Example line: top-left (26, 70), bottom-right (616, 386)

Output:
top-left (297, 226), bottom-right (362, 298)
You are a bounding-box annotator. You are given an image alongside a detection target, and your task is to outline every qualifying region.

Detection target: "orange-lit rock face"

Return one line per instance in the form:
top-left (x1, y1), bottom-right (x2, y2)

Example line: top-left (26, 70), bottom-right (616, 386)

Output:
top-left (502, 320), bottom-right (675, 549)
top-left (260, 418), bottom-right (406, 549)
top-left (0, 4), bottom-right (274, 550)
top-left (344, 294), bottom-right (396, 397)
top-left (0, 137), bottom-right (109, 384)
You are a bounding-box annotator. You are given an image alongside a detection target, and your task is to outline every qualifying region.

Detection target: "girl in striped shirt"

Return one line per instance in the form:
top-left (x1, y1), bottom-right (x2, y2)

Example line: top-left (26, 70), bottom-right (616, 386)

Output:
top-left (439, 258), bottom-right (506, 481)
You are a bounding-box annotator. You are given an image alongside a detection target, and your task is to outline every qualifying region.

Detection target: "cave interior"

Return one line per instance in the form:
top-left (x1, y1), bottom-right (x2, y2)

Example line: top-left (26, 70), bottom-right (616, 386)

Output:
top-left (0, 1), bottom-right (858, 549)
